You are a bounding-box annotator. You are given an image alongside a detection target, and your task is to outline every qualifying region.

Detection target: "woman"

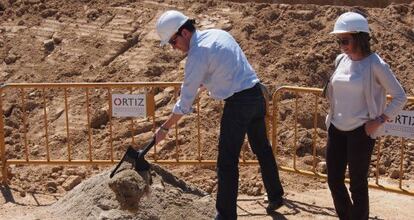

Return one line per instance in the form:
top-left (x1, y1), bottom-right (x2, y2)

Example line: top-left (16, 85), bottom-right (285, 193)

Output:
top-left (325, 12), bottom-right (407, 220)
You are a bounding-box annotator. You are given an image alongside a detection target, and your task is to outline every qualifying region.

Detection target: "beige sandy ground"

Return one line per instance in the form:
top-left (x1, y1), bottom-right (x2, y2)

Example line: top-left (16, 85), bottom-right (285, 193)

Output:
top-left (1, 0), bottom-right (414, 219)
top-left (1, 184), bottom-right (414, 220)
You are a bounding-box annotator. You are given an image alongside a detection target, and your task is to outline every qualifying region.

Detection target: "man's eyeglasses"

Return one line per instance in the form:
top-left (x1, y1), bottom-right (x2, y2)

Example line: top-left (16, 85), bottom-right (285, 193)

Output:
top-left (337, 38), bottom-right (352, 46)
top-left (168, 32), bottom-right (181, 45)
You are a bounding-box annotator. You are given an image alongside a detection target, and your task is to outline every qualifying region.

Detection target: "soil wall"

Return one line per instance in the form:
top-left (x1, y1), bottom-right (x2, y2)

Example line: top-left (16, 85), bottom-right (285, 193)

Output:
top-left (228, 0), bottom-right (413, 7)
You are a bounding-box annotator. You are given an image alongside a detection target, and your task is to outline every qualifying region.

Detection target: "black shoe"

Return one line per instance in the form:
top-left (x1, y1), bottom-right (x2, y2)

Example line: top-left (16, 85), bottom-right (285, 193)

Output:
top-left (266, 198), bottom-right (284, 214)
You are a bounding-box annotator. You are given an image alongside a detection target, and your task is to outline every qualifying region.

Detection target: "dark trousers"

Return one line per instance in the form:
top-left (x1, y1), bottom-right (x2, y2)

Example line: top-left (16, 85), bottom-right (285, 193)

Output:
top-left (215, 84), bottom-right (284, 220)
top-left (326, 124), bottom-right (375, 220)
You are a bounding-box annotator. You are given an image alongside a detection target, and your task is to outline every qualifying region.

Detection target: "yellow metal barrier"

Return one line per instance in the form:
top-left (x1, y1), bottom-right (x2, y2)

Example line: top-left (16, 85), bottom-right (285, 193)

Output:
top-left (272, 86), bottom-right (414, 196)
top-left (0, 83), bottom-right (413, 198)
top-left (0, 82), bottom-right (250, 184)
top-left (0, 82), bottom-right (178, 183)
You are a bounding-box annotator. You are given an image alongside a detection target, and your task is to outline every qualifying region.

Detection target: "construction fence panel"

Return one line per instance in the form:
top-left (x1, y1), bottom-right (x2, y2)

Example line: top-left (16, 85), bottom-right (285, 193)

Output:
top-left (0, 82), bottom-right (221, 183)
top-left (271, 86), bottom-right (414, 196)
top-left (0, 83), bottom-right (413, 198)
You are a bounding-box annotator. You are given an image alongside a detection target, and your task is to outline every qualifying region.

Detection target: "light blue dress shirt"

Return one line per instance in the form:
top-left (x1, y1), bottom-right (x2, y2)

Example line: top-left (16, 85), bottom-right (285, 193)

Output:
top-left (172, 29), bottom-right (259, 115)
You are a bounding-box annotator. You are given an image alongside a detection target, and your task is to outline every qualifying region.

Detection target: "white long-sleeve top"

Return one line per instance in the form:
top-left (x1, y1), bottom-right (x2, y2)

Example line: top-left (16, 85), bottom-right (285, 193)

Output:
top-left (172, 29), bottom-right (259, 115)
top-left (330, 58), bottom-right (369, 131)
top-left (326, 53), bottom-right (407, 137)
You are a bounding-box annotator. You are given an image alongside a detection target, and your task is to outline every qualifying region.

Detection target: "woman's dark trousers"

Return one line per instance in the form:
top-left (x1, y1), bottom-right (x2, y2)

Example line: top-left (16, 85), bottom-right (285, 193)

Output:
top-left (327, 124), bottom-right (375, 220)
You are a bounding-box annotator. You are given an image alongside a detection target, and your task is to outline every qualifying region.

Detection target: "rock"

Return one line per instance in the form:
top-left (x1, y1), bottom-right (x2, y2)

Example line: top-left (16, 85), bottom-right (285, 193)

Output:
top-left (389, 169), bottom-right (401, 179)
top-left (90, 109), bottom-right (109, 129)
top-left (144, 64), bottom-right (163, 77)
top-left (316, 161), bottom-right (327, 174)
top-left (3, 104), bottom-right (15, 117)
top-left (155, 91), bottom-right (172, 108)
top-left (383, 157), bottom-right (392, 167)
top-left (52, 35), bottom-right (62, 44)
top-left (288, 10), bottom-right (315, 21)
top-left (86, 9), bottom-right (100, 21)
top-left (62, 175), bottom-right (82, 191)
top-left (377, 166), bottom-right (386, 175)
top-left (46, 181), bottom-right (58, 192)
top-left (65, 168), bottom-right (77, 175)
top-left (24, 100), bottom-right (39, 111)
top-left (19, 190), bottom-right (26, 197)
top-left (0, 1), bottom-right (7, 11)
top-left (31, 145), bottom-right (40, 156)
top-left (56, 177), bottom-right (66, 185)
top-left (51, 166), bottom-right (63, 173)
top-left (296, 136), bottom-right (313, 157)
top-left (40, 8), bottom-right (58, 18)
top-left (3, 125), bottom-right (12, 136)
top-left (303, 155), bottom-right (321, 166)
top-left (14, 144), bottom-right (21, 152)
top-left (251, 186), bottom-right (261, 196)
top-left (43, 39), bottom-right (54, 51)
top-left (108, 169), bottom-right (149, 209)
top-left (50, 172), bottom-right (59, 178)
top-left (4, 54), bottom-right (18, 64)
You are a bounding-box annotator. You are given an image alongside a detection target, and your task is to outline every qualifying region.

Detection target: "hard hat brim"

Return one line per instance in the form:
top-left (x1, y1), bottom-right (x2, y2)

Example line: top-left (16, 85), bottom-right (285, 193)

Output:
top-left (330, 30), bottom-right (359, 34)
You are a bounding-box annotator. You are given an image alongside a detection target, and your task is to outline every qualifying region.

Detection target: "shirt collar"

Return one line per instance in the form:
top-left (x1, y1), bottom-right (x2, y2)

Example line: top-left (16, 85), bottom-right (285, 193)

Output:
top-left (189, 30), bottom-right (200, 49)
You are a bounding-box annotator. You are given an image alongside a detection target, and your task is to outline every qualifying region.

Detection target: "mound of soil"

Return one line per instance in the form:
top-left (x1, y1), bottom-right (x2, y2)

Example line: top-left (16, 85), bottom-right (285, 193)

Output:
top-left (52, 164), bottom-right (215, 220)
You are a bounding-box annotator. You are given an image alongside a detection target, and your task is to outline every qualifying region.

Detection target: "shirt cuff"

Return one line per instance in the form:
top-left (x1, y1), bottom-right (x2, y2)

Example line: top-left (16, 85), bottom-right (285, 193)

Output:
top-left (172, 103), bottom-right (194, 115)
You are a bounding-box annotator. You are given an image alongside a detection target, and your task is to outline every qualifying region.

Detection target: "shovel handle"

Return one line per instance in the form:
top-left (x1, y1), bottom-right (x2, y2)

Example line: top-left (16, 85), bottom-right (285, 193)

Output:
top-left (138, 137), bottom-right (156, 159)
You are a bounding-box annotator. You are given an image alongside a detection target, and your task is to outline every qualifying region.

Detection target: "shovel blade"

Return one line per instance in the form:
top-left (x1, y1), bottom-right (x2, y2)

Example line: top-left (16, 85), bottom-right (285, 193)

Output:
top-left (135, 154), bottom-right (151, 172)
top-left (109, 146), bottom-right (138, 178)
top-left (110, 137), bottom-right (155, 178)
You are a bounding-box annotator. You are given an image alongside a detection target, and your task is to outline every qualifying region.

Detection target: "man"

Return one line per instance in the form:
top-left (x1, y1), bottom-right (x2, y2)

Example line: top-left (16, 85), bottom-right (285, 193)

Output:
top-left (154, 10), bottom-right (284, 220)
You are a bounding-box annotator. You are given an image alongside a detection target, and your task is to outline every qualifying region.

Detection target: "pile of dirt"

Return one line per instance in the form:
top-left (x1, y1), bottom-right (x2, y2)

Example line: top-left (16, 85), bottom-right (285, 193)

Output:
top-left (52, 163), bottom-right (215, 220)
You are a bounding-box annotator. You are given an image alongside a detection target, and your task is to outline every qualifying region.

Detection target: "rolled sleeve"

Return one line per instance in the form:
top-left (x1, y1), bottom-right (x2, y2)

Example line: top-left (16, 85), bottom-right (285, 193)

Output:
top-left (172, 48), bottom-right (209, 115)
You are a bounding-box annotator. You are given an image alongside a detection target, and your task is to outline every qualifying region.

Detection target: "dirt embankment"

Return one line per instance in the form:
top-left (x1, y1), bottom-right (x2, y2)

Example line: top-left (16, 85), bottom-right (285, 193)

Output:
top-left (229, 0), bottom-right (413, 7)
top-left (0, 0), bottom-right (414, 219)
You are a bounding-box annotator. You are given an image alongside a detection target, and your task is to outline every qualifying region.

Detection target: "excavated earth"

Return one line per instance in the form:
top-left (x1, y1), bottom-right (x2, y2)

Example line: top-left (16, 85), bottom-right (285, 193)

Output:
top-left (0, 0), bottom-right (414, 219)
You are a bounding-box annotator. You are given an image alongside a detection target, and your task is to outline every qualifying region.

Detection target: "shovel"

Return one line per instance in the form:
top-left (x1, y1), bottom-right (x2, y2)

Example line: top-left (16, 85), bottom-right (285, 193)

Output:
top-left (109, 137), bottom-right (156, 178)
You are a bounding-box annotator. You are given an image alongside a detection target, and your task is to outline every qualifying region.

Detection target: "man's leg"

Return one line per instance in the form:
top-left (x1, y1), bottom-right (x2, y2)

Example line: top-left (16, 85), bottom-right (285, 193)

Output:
top-left (216, 102), bottom-right (246, 220)
top-left (247, 100), bottom-right (284, 205)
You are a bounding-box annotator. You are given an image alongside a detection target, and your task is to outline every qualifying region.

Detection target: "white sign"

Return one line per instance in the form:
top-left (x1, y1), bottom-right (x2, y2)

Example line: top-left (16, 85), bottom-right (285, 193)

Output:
top-left (112, 94), bottom-right (146, 117)
top-left (383, 110), bottom-right (414, 139)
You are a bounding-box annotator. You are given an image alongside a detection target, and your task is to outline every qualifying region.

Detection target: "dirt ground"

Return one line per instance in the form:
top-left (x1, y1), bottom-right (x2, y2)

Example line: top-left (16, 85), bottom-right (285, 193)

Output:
top-left (1, 0), bottom-right (414, 219)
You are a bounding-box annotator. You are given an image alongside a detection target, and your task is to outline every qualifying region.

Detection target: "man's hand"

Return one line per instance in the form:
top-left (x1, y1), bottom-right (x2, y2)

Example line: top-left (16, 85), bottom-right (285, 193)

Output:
top-left (155, 126), bottom-right (169, 144)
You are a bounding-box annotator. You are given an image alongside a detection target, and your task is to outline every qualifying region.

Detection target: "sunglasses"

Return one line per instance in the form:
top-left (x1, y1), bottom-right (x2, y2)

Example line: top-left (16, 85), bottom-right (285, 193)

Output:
top-left (168, 32), bottom-right (181, 45)
top-left (337, 38), bottom-right (352, 46)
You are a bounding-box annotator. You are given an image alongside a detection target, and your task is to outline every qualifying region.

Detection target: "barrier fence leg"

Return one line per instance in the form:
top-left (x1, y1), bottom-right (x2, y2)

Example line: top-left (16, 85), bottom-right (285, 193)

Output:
top-left (0, 89), bottom-right (7, 185)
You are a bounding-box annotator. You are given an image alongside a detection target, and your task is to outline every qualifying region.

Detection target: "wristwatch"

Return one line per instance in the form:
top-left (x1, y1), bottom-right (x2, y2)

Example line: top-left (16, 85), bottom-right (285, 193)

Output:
top-left (376, 115), bottom-right (386, 124)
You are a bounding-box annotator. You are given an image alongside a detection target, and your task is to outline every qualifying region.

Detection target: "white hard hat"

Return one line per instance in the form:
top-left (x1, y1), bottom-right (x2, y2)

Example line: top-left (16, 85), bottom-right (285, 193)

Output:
top-left (331, 12), bottom-right (370, 34)
top-left (156, 10), bottom-right (189, 46)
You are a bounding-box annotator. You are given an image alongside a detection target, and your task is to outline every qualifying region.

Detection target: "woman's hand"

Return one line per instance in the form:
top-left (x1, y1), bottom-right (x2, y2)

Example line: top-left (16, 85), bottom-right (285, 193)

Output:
top-left (364, 120), bottom-right (382, 136)
top-left (364, 114), bottom-right (388, 136)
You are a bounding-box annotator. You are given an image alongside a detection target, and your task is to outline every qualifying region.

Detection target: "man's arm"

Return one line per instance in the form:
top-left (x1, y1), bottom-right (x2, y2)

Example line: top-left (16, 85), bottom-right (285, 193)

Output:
top-left (155, 113), bottom-right (183, 144)
top-left (155, 86), bottom-right (205, 144)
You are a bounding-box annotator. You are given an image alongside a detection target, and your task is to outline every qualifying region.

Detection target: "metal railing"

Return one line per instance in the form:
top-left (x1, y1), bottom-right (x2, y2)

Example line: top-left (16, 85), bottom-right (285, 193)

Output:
top-left (272, 86), bottom-right (414, 196)
top-left (0, 83), bottom-right (413, 197)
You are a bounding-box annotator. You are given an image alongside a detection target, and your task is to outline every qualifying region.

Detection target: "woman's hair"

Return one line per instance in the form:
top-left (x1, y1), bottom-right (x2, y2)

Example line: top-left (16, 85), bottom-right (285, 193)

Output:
top-left (352, 32), bottom-right (372, 56)
top-left (177, 19), bottom-right (196, 34)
